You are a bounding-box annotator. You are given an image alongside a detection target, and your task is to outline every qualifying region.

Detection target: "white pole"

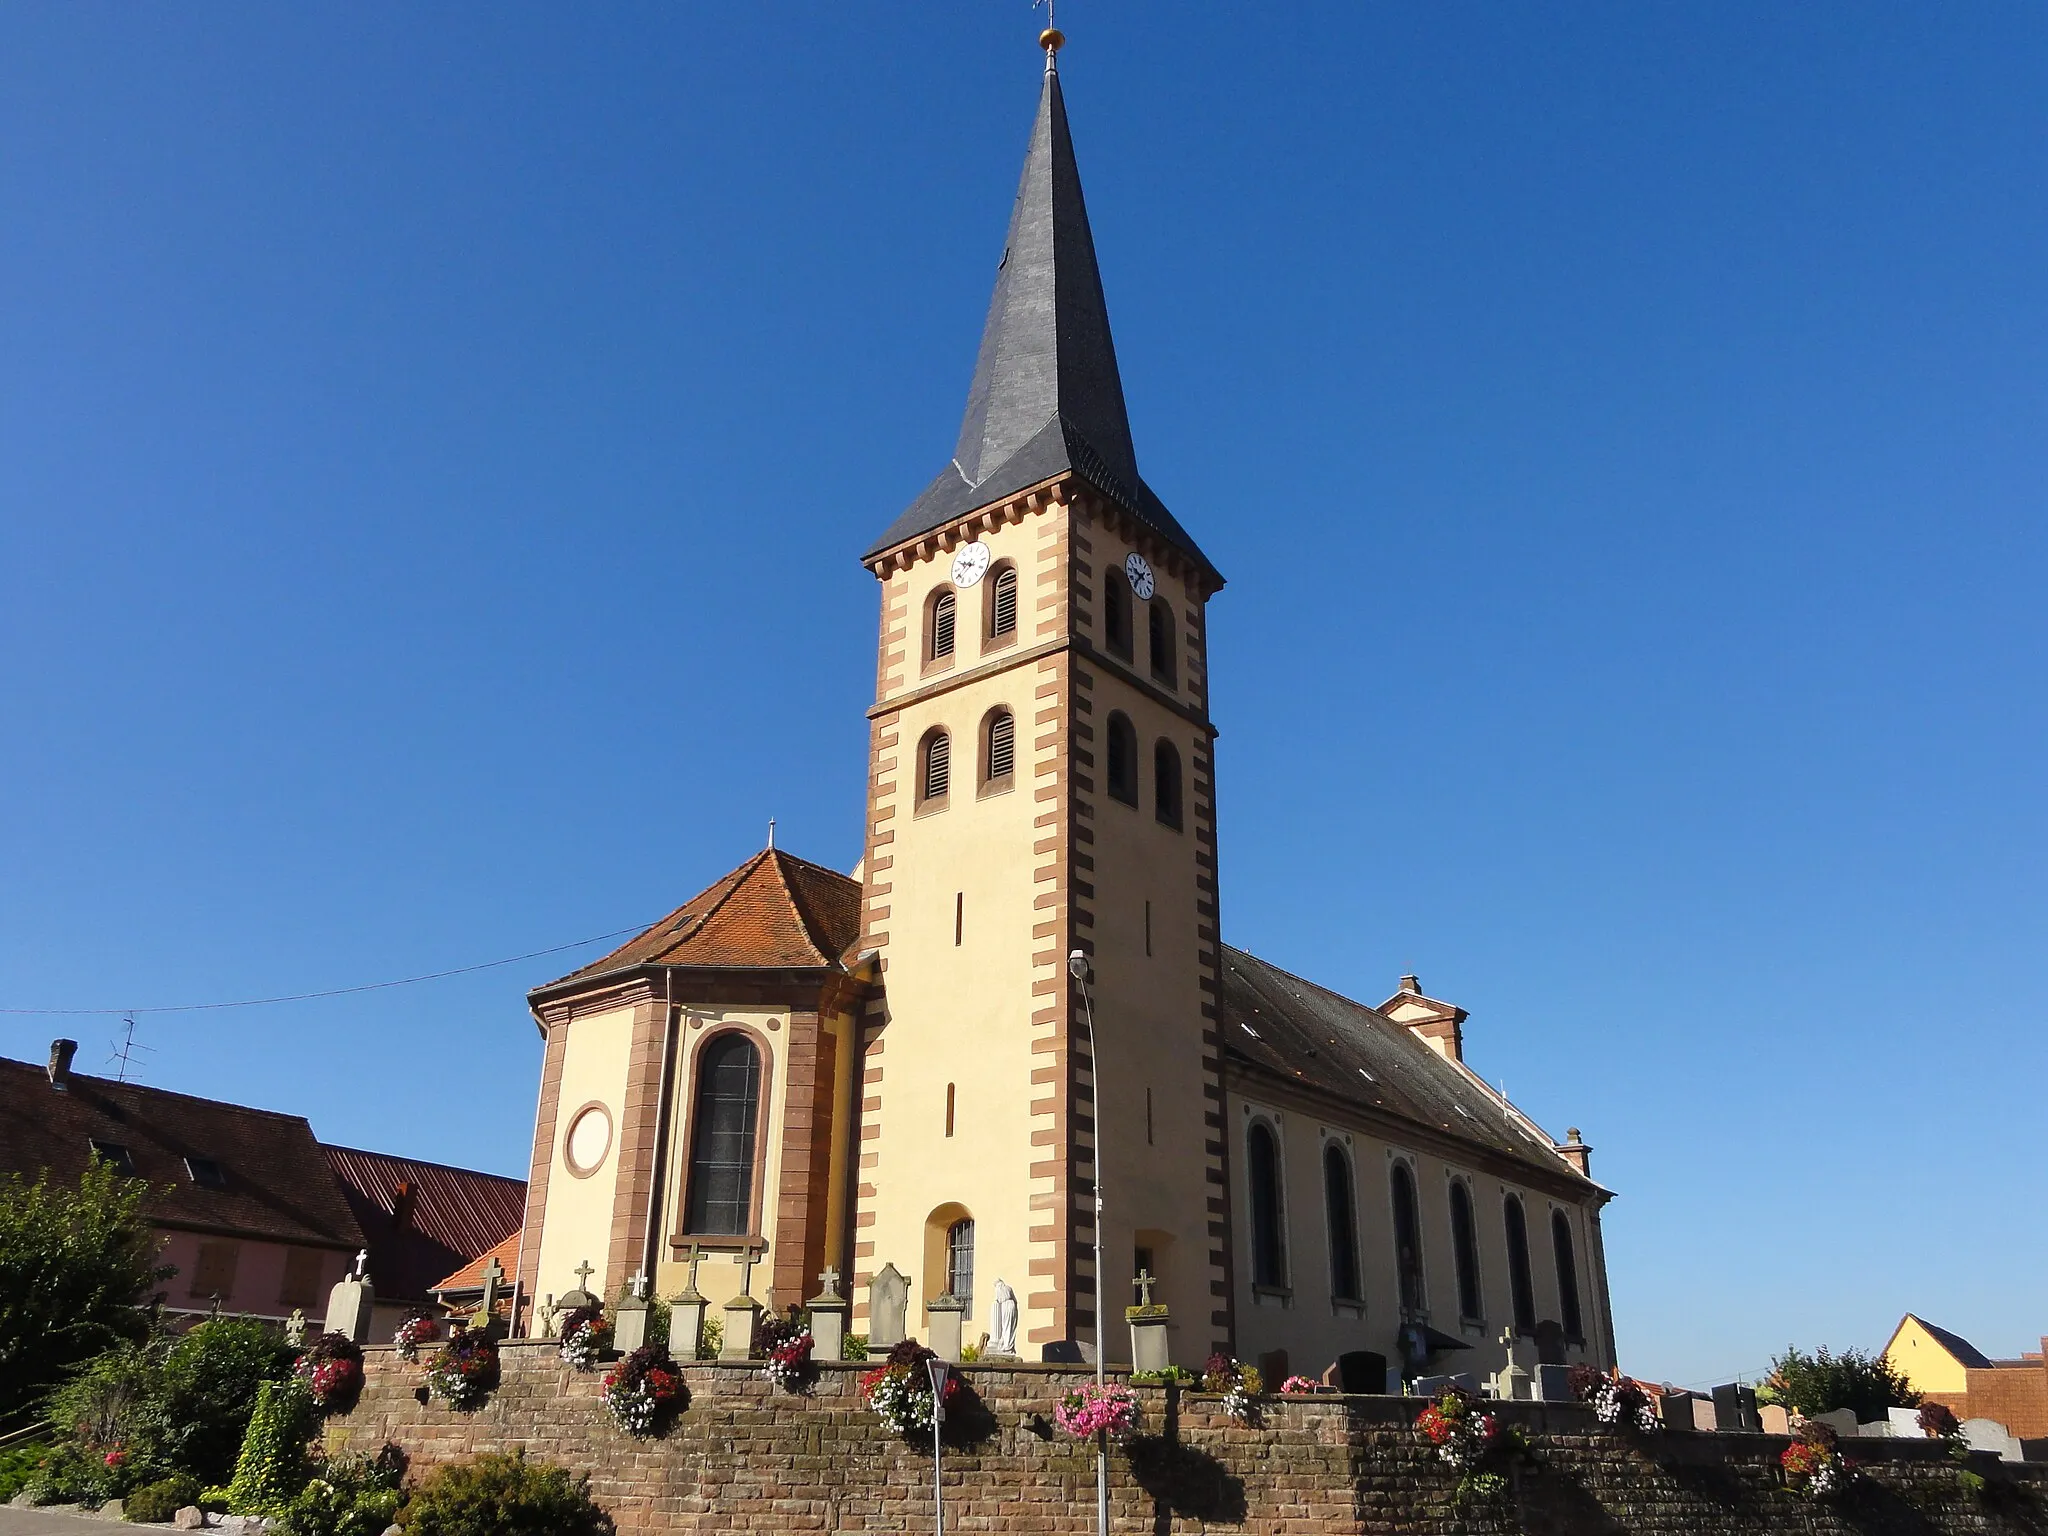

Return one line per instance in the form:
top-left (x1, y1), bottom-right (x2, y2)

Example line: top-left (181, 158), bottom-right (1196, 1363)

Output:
top-left (1070, 951), bottom-right (1110, 1536)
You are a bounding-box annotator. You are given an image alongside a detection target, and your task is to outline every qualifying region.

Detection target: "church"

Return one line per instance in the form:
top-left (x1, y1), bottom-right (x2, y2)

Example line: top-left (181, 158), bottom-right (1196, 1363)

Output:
top-left (513, 31), bottom-right (1617, 1390)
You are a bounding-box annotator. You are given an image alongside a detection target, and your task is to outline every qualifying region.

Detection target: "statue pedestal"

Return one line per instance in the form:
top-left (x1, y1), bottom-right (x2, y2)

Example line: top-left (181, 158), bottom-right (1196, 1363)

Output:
top-left (926, 1294), bottom-right (965, 1362)
top-left (1127, 1307), bottom-right (1171, 1374)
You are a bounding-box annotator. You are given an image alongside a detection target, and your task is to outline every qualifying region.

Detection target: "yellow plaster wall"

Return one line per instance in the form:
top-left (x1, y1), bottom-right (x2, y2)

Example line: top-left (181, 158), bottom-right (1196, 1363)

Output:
top-left (533, 1002), bottom-right (635, 1305)
top-left (1887, 1317), bottom-right (1971, 1395)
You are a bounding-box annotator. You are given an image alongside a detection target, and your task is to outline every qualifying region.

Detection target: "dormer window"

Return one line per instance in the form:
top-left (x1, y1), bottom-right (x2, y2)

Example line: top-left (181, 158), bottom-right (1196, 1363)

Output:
top-left (90, 1139), bottom-right (135, 1176)
top-left (185, 1156), bottom-right (227, 1189)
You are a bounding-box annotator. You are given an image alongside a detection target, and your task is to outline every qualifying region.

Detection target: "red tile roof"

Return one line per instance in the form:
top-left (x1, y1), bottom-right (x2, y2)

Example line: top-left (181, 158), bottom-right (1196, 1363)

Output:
top-left (0, 1056), bottom-right (363, 1250)
top-left (323, 1145), bottom-right (526, 1308)
top-left (430, 1230), bottom-right (521, 1296)
top-left (537, 849), bottom-right (864, 993)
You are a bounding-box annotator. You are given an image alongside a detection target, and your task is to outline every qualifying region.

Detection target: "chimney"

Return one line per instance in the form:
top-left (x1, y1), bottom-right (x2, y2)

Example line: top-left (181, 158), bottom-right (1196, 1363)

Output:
top-left (47, 1039), bottom-right (78, 1090)
top-left (1556, 1127), bottom-right (1593, 1177)
top-left (1398, 974), bottom-right (1421, 995)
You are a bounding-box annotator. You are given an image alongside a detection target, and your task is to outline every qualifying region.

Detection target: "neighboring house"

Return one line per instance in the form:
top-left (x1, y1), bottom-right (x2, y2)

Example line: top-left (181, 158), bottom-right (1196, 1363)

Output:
top-left (324, 1144), bottom-right (526, 1343)
top-left (0, 1044), bottom-right (361, 1322)
top-left (1885, 1315), bottom-right (2048, 1438)
top-left (428, 1231), bottom-right (521, 1325)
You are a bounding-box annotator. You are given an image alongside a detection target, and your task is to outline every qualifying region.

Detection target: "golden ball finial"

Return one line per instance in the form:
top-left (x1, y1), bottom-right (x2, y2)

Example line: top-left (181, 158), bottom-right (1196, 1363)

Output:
top-left (1039, 26), bottom-right (1065, 54)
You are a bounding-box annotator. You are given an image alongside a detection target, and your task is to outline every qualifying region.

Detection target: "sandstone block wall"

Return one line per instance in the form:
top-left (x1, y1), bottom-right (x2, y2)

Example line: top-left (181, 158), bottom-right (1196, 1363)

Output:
top-left (327, 1340), bottom-right (2048, 1534)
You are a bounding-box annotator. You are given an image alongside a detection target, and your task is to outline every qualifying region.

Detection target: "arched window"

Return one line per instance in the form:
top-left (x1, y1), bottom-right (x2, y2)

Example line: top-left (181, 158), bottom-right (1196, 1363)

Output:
top-left (1104, 569), bottom-right (1133, 659)
top-left (683, 1033), bottom-right (761, 1235)
top-left (1323, 1144), bottom-right (1360, 1301)
top-left (983, 708), bottom-right (1015, 786)
top-left (928, 589), bottom-right (957, 662)
top-left (1148, 598), bottom-right (1176, 685)
top-left (946, 1217), bottom-right (976, 1317)
top-left (988, 565), bottom-right (1019, 640)
top-left (1504, 1195), bottom-right (1536, 1334)
top-left (919, 728), bottom-right (951, 804)
top-left (1153, 739), bottom-right (1183, 829)
top-left (1551, 1210), bottom-right (1583, 1340)
top-left (1247, 1121), bottom-right (1286, 1289)
top-left (1106, 713), bottom-right (1138, 806)
top-left (1450, 1180), bottom-right (1482, 1321)
top-left (1390, 1162), bottom-right (1424, 1314)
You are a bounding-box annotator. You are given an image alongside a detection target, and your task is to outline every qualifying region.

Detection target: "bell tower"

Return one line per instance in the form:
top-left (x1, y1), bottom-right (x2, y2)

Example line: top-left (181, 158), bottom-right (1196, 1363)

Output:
top-left (850, 35), bottom-right (1232, 1362)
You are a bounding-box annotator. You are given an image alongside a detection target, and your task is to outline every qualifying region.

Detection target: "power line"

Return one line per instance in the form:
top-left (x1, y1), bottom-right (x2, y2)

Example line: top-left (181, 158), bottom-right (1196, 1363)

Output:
top-left (0, 922), bottom-right (656, 1017)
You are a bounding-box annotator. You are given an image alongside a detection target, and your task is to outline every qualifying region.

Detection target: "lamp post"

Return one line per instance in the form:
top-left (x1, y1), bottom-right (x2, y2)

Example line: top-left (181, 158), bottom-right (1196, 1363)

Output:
top-left (1069, 949), bottom-right (1109, 1536)
top-left (925, 1356), bottom-right (948, 1535)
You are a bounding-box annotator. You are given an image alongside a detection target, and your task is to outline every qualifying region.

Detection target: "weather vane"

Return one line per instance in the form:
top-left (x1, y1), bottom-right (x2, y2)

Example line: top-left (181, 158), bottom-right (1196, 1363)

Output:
top-left (1034, 0), bottom-right (1065, 58)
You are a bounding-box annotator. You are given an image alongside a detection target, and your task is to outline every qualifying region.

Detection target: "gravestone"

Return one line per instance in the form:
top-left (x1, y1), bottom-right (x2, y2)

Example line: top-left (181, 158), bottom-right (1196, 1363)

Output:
top-left (670, 1244), bottom-right (708, 1360)
top-left (324, 1251), bottom-right (375, 1344)
top-left (1257, 1350), bottom-right (1291, 1389)
top-left (612, 1270), bottom-right (651, 1355)
top-left (1040, 1339), bottom-right (1084, 1364)
top-left (1711, 1383), bottom-right (1759, 1431)
top-left (1125, 1268), bottom-right (1170, 1375)
top-left (1533, 1320), bottom-right (1568, 1367)
top-left (1760, 1403), bottom-right (1792, 1436)
top-left (1660, 1391), bottom-right (1696, 1428)
top-left (1811, 1408), bottom-right (1861, 1438)
top-left (807, 1267), bottom-right (849, 1361)
top-left (721, 1250), bottom-right (764, 1361)
top-left (285, 1309), bottom-right (308, 1350)
top-left (926, 1293), bottom-right (965, 1361)
top-left (1533, 1363), bottom-right (1573, 1403)
top-left (1412, 1373), bottom-right (1455, 1398)
top-left (868, 1263), bottom-right (909, 1350)
top-left (1450, 1372), bottom-right (1483, 1394)
top-left (1855, 1416), bottom-right (1897, 1438)
top-left (1328, 1351), bottom-right (1387, 1395)
top-left (1888, 1406), bottom-right (1926, 1439)
top-left (988, 1278), bottom-right (1019, 1359)
top-left (1487, 1326), bottom-right (1532, 1401)
top-left (1962, 1418), bottom-right (2024, 1462)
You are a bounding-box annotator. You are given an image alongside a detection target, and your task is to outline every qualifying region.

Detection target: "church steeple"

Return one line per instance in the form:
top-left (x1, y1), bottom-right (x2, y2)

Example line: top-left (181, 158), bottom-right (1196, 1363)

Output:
top-left (866, 51), bottom-right (1220, 586)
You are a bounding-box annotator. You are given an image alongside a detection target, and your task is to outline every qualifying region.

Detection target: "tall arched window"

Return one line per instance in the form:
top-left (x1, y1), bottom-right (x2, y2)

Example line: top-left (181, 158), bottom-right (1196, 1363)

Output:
top-left (1106, 713), bottom-right (1139, 806)
top-left (982, 708), bottom-right (1015, 786)
top-left (1153, 740), bottom-right (1183, 829)
top-left (1551, 1210), bottom-right (1583, 1340)
top-left (1450, 1180), bottom-right (1482, 1321)
top-left (1148, 598), bottom-right (1176, 685)
top-left (1323, 1144), bottom-right (1360, 1302)
top-left (1390, 1162), bottom-right (1424, 1314)
top-left (928, 589), bottom-right (957, 662)
top-left (1247, 1121), bottom-right (1285, 1288)
top-left (988, 565), bottom-right (1019, 640)
top-left (1104, 569), bottom-right (1133, 659)
top-left (683, 1033), bottom-right (761, 1235)
top-left (1504, 1195), bottom-right (1536, 1334)
top-left (947, 1217), bottom-right (976, 1317)
top-left (919, 728), bottom-right (951, 804)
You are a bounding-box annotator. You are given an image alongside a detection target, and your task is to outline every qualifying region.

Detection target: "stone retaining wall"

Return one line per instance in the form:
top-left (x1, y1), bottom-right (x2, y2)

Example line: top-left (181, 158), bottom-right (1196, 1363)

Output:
top-left (326, 1340), bottom-right (2048, 1534)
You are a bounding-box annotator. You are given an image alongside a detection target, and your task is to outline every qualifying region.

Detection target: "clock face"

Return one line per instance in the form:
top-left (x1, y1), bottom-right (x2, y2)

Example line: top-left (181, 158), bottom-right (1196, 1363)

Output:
top-left (1124, 551), bottom-right (1156, 600)
top-left (951, 541), bottom-right (991, 589)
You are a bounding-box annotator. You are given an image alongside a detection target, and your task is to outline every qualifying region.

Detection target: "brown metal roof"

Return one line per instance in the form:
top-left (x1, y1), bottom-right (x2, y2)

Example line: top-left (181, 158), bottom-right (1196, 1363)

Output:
top-left (323, 1144), bottom-right (526, 1309)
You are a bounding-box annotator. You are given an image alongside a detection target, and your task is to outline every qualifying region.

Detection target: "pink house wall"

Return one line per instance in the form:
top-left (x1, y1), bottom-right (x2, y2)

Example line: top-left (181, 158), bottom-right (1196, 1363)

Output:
top-left (153, 1227), bottom-right (355, 1323)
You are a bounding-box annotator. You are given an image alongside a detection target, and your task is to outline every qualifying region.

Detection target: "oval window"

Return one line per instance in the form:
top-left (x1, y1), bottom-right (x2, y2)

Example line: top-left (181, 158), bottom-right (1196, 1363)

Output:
top-left (564, 1103), bottom-right (613, 1178)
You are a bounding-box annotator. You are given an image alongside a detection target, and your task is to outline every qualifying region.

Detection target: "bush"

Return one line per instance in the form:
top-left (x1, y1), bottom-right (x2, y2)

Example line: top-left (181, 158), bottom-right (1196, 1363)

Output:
top-left (157, 1318), bottom-right (297, 1483)
top-left (275, 1447), bottom-right (405, 1536)
top-left (0, 1160), bottom-right (172, 1426)
top-left (43, 1340), bottom-right (164, 1488)
top-left (0, 1443), bottom-right (47, 1504)
top-left (1758, 1345), bottom-right (1920, 1421)
top-left (223, 1378), bottom-right (314, 1515)
top-left (398, 1451), bottom-right (612, 1536)
top-left (124, 1472), bottom-right (200, 1522)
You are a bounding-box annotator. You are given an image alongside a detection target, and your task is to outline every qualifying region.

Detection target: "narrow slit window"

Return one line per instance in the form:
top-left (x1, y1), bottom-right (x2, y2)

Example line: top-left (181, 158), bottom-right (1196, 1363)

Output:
top-left (954, 891), bottom-right (963, 945)
top-left (990, 566), bottom-right (1018, 638)
top-left (930, 590), bottom-right (956, 661)
top-left (1144, 899), bottom-right (1152, 957)
top-left (945, 1083), bottom-right (956, 1137)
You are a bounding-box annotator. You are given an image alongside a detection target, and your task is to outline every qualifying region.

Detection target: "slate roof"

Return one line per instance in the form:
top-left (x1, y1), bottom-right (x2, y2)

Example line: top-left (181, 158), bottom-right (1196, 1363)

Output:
top-left (1907, 1315), bottom-right (1996, 1370)
top-left (1219, 947), bottom-right (1593, 1190)
top-left (0, 1055), bottom-right (363, 1250)
top-left (537, 849), bottom-right (864, 994)
top-left (866, 62), bottom-right (1220, 585)
top-left (323, 1144), bottom-right (526, 1308)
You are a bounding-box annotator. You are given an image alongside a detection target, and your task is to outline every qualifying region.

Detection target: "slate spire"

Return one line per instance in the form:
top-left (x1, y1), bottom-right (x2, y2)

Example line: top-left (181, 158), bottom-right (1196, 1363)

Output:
top-left (866, 50), bottom-right (1218, 583)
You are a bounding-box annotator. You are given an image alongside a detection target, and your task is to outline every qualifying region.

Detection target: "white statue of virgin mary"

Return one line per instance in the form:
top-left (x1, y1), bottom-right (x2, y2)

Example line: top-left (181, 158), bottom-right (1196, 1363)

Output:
top-left (990, 1277), bottom-right (1019, 1357)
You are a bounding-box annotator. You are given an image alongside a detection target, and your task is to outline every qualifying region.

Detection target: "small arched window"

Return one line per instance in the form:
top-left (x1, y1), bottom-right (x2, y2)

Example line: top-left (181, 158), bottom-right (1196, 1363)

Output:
top-left (1106, 713), bottom-right (1138, 806)
top-left (1247, 1121), bottom-right (1286, 1289)
top-left (928, 589), bottom-right (957, 662)
top-left (1148, 598), bottom-right (1176, 685)
top-left (1153, 740), bottom-right (1183, 829)
top-left (1390, 1162), bottom-right (1424, 1314)
top-left (1551, 1210), bottom-right (1583, 1340)
top-left (983, 708), bottom-right (1015, 786)
top-left (1450, 1180), bottom-right (1483, 1321)
top-left (988, 565), bottom-right (1019, 640)
top-left (1324, 1144), bottom-right (1360, 1302)
top-left (1104, 569), bottom-right (1133, 659)
top-left (1504, 1195), bottom-right (1536, 1334)
top-left (683, 1033), bottom-right (762, 1235)
top-left (947, 1217), bottom-right (976, 1317)
top-left (919, 728), bottom-right (951, 804)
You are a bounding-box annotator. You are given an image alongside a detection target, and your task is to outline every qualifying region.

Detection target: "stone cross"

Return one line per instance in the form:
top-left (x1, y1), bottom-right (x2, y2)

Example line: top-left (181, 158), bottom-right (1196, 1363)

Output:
top-left (353, 1249), bottom-right (370, 1281)
top-left (573, 1259), bottom-right (596, 1293)
top-left (479, 1256), bottom-right (505, 1315)
top-left (682, 1243), bottom-right (703, 1296)
top-left (817, 1265), bottom-right (841, 1299)
top-left (1132, 1269), bottom-right (1157, 1307)
top-left (627, 1270), bottom-right (650, 1301)
top-left (736, 1249), bottom-right (757, 1298)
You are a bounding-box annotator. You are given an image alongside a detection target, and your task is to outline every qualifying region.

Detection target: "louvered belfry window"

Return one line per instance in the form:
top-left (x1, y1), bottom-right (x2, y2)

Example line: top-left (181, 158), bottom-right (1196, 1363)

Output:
top-left (922, 730), bottom-right (951, 801)
top-left (1154, 739), bottom-right (1182, 828)
top-left (991, 567), bottom-right (1018, 638)
top-left (986, 710), bottom-right (1015, 782)
top-left (684, 1033), bottom-right (761, 1235)
top-left (1149, 599), bottom-right (1176, 684)
top-left (1106, 714), bottom-right (1138, 805)
top-left (931, 590), bottom-right (957, 660)
top-left (1104, 571), bottom-right (1133, 658)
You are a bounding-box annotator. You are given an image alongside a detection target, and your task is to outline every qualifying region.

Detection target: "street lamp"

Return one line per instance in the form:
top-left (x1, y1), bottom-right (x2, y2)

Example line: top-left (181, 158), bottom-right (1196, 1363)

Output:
top-left (1068, 948), bottom-right (1109, 1536)
top-left (925, 1356), bottom-right (948, 1535)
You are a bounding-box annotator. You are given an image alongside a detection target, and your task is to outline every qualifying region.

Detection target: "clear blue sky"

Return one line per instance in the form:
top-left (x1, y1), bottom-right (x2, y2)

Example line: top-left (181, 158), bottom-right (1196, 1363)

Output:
top-left (3, 3), bottom-right (2042, 1388)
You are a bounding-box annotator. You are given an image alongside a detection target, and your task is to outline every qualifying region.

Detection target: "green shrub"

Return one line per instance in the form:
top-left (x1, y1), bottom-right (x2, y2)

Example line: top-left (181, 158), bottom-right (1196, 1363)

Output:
top-left (156, 1318), bottom-right (296, 1483)
top-left (276, 1444), bottom-right (404, 1536)
top-left (43, 1338), bottom-right (166, 1488)
top-left (27, 1440), bottom-right (124, 1506)
top-left (224, 1378), bottom-right (313, 1515)
top-left (1758, 1345), bottom-right (1920, 1420)
top-left (0, 1443), bottom-right (47, 1504)
top-left (398, 1451), bottom-right (612, 1536)
top-left (842, 1333), bottom-right (869, 1361)
top-left (124, 1472), bottom-right (200, 1522)
top-left (694, 1314), bottom-right (722, 1362)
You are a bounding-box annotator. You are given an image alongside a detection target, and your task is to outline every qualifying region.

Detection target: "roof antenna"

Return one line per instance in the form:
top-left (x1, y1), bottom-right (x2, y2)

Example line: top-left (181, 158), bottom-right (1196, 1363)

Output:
top-left (108, 1014), bottom-right (153, 1083)
top-left (767, 818), bottom-right (776, 851)
top-left (1035, 0), bottom-right (1064, 67)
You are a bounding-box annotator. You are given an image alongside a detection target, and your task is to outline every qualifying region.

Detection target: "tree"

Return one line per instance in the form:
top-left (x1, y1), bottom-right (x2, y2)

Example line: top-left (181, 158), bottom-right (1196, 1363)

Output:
top-left (1758, 1345), bottom-right (1920, 1421)
top-left (0, 1159), bottom-right (172, 1426)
